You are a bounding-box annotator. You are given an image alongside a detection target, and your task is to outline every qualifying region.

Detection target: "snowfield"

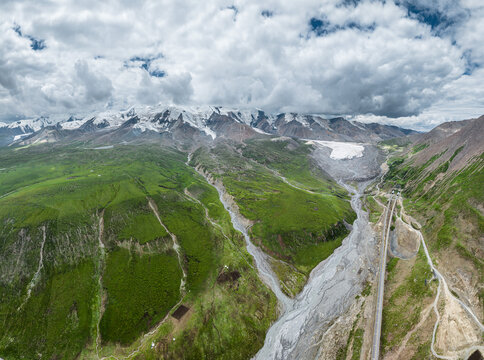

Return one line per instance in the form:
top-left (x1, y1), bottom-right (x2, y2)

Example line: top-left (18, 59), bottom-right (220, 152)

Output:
top-left (305, 140), bottom-right (364, 160)
top-left (60, 119), bottom-right (88, 130)
top-left (252, 127), bottom-right (271, 135)
top-left (13, 133), bottom-right (33, 141)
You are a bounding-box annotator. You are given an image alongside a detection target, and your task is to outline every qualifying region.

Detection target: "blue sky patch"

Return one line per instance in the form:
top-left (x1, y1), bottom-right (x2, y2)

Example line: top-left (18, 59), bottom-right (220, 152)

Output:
top-left (462, 50), bottom-right (480, 75)
top-left (13, 24), bottom-right (46, 51)
top-left (339, 0), bottom-right (361, 7)
top-left (149, 69), bottom-right (166, 78)
top-left (261, 10), bottom-right (273, 18)
top-left (128, 54), bottom-right (165, 77)
top-left (346, 21), bottom-right (376, 32)
top-left (309, 17), bottom-right (375, 36)
top-left (396, 0), bottom-right (468, 35)
top-left (310, 17), bottom-right (332, 36)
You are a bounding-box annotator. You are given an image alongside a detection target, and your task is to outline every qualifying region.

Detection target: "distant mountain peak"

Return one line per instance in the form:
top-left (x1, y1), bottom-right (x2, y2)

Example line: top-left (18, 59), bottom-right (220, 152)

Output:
top-left (1, 105), bottom-right (418, 147)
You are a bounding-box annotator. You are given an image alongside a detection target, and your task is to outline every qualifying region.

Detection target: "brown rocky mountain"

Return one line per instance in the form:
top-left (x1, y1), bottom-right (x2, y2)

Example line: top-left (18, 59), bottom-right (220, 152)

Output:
top-left (1, 105), bottom-right (419, 147)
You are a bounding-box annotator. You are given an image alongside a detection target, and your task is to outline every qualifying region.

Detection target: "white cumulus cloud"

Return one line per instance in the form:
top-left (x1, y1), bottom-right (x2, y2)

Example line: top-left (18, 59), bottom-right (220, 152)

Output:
top-left (0, 0), bottom-right (482, 129)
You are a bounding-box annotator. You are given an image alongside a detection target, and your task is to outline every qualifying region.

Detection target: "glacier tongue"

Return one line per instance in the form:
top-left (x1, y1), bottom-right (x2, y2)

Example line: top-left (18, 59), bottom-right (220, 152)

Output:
top-left (305, 140), bottom-right (364, 160)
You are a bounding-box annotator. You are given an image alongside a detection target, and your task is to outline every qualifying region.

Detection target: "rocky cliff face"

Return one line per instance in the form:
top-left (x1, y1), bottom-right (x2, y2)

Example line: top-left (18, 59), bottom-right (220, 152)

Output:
top-left (379, 116), bottom-right (484, 359)
top-left (1, 105), bottom-right (418, 147)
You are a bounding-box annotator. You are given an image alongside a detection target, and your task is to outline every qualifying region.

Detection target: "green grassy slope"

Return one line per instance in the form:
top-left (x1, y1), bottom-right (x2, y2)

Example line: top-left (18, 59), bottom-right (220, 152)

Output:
top-left (0, 144), bottom-right (276, 360)
top-left (100, 249), bottom-right (182, 344)
top-left (381, 249), bottom-right (435, 353)
top-left (378, 137), bottom-right (484, 356)
top-left (384, 148), bottom-right (483, 268)
top-left (191, 139), bottom-right (355, 275)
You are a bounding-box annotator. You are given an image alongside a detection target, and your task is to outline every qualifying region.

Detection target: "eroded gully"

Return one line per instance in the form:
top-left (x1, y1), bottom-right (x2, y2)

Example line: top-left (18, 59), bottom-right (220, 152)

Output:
top-left (194, 154), bottom-right (379, 360)
top-left (253, 182), bottom-right (378, 360)
top-left (194, 167), bottom-right (293, 312)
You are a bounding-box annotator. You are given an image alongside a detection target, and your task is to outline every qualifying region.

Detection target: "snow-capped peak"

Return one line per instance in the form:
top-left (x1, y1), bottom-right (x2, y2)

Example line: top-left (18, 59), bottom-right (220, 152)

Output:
top-left (6, 117), bottom-right (56, 133)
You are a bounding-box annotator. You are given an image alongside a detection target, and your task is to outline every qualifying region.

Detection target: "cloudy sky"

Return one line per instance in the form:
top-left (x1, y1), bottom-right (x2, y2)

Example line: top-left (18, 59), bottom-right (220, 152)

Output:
top-left (1, 0), bottom-right (483, 130)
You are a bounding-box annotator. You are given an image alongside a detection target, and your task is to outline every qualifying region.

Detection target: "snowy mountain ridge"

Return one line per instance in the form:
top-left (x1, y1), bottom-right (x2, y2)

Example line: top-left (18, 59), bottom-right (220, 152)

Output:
top-left (0, 104), bottom-right (418, 147)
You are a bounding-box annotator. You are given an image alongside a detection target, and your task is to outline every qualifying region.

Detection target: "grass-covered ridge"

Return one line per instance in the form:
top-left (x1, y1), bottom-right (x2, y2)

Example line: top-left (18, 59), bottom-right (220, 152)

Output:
top-left (99, 248), bottom-right (182, 344)
top-left (0, 143), bottom-right (277, 360)
top-left (192, 139), bottom-right (355, 275)
top-left (382, 133), bottom-right (484, 324)
top-left (384, 149), bottom-right (483, 259)
top-left (381, 248), bottom-right (435, 353)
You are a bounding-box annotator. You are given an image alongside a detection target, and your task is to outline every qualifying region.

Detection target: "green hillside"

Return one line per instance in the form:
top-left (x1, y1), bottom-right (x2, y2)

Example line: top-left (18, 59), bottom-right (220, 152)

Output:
top-left (0, 140), bottom-right (354, 359)
top-left (0, 144), bottom-right (276, 359)
top-left (192, 139), bottom-right (355, 278)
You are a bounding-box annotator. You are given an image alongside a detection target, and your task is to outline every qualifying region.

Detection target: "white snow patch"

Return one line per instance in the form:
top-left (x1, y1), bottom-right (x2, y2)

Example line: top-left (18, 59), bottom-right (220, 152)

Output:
top-left (7, 117), bottom-right (54, 132)
top-left (350, 120), bottom-right (367, 131)
top-left (133, 122), bottom-right (158, 132)
top-left (93, 145), bottom-right (113, 150)
top-left (202, 127), bottom-right (217, 139)
top-left (13, 133), bottom-right (32, 141)
top-left (252, 127), bottom-right (271, 135)
top-left (306, 140), bottom-right (364, 160)
top-left (271, 136), bottom-right (292, 142)
top-left (60, 120), bottom-right (87, 130)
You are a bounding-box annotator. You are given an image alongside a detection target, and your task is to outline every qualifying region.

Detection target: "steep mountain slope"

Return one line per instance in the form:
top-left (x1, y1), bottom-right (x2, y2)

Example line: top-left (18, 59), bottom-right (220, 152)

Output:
top-left (0, 105), bottom-right (417, 147)
top-left (0, 135), bottom-right (358, 359)
top-left (373, 115), bottom-right (484, 359)
top-left (0, 145), bottom-right (277, 359)
top-left (0, 117), bottom-right (54, 146)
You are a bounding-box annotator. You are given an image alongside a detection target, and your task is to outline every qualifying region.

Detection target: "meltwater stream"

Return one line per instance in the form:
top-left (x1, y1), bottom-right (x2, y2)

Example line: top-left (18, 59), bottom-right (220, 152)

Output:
top-left (207, 178), bottom-right (293, 312)
top-left (207, 172), bottom-right (379, 359)
top-left (252, 182), bottom-right (379, 360)
top-left (194, 147), bottom-right (380, 359)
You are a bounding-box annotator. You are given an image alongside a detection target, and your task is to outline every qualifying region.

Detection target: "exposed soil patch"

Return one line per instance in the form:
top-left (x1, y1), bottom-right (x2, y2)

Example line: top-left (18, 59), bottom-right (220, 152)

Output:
top-left (171, 305), bottom-right (190, 321)
top-left (390, 217), bottom-right (419, 259)
top-left (217, 270), bottom-right (241, 285)
top-left (434, 283), bottom-right (483, 357)
top-left (436, 246), bottom-right (484, 322)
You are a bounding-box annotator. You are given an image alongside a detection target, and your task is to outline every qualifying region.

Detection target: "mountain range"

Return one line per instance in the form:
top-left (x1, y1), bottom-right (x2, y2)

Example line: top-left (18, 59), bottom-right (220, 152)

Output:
top-left (0, 105), bottom-right (418, 147)
top-left (0, 106), bottom-right (482, 360)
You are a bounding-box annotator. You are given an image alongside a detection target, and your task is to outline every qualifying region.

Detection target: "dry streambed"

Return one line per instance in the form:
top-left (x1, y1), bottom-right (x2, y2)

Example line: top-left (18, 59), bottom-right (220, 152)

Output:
top-left (398, 205), bottom-right (484, 360)
top-left (253, 182), bottom-right (378, 360)
top-left (250, 144), bottom-right (382, 360)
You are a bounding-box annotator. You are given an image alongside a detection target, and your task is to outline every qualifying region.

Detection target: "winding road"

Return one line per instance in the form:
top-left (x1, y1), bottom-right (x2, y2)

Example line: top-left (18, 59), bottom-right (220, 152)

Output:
top-left (371, 192), bottom-right (484, 360)
top-left (399, 203), bottom-right (484, 359)
top-left (371, 193), bottom-right (397, 360)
